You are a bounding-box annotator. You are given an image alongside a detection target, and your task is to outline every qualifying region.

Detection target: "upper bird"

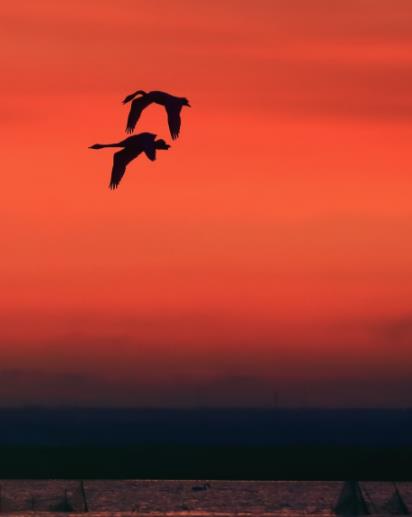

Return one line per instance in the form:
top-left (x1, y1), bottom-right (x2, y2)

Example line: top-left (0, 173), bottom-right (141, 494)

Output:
top-left (89, 133), bottom-right (170, 189)
top-left (122, 90), bottom-right (190, 139)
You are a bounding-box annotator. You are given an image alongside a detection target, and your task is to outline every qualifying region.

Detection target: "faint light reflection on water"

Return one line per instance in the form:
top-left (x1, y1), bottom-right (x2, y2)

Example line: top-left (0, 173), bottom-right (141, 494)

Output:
top-left (0, 480), bottom-right (410, 514)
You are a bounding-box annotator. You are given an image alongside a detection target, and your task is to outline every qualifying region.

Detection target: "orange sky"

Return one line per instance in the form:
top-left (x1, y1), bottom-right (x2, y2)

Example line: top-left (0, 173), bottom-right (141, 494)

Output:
top-left (1, 0), bottom-right (412, 407)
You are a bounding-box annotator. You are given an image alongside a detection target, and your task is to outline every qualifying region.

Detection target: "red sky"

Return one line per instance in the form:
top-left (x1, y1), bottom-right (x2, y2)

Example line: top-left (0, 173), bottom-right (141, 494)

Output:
top-left (1, 0), bottom-right (412, 407)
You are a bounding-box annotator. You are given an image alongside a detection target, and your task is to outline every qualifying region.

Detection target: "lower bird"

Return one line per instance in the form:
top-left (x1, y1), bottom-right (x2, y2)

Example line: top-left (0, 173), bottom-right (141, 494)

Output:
top-left (89, 133), bottom-right (170, 189)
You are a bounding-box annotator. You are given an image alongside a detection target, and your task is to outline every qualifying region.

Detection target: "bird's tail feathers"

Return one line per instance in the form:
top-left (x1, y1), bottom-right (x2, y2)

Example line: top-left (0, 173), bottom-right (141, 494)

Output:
top-left (122, 90), bottom-right (146, 104)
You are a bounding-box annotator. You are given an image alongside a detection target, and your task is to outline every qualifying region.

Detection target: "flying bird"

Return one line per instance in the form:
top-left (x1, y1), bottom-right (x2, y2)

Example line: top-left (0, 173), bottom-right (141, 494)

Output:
top-left (122, 90), bottom-right (191, 139)
top-left (89, 133), bottom-right (170, 189)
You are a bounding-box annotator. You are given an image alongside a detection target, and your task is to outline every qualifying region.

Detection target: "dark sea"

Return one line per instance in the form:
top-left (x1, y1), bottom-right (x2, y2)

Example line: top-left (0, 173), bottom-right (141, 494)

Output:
top-left (0, 409), bottom-right (411, 514)
top-left (1, 408), bottom-right (411, 446)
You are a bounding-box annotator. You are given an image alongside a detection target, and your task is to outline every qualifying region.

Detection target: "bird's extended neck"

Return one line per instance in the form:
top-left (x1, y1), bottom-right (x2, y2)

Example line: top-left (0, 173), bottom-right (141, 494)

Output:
top-left (89, 142), bottom-right (124, 149)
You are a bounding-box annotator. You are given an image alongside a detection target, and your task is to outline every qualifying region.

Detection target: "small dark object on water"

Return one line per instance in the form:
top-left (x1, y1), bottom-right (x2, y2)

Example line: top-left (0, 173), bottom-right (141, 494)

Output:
top-left (192, 482), bottom-right (211, 492)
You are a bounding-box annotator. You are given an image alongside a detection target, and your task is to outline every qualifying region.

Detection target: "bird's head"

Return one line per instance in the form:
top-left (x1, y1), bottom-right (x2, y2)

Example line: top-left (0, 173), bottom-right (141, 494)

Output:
top-left (181, 97), bottom-right (191, 108)
top-left (155, 139), bottom-right (171, 150)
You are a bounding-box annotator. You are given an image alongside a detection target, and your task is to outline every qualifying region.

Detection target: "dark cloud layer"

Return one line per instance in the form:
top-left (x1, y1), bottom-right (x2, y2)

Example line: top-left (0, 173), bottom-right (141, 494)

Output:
top-left (1, 365), bottom-right (411, 408)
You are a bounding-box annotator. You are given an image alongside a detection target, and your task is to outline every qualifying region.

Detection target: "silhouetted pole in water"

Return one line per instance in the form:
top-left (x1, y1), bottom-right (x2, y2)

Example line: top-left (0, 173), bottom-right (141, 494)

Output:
top-left (334, 480), bottom-right (370, 515)
top-left (51, 489), bottom-right (73, 512)
top-left (382, 484), bottom-right (409, 515)
top-left (63, 489), bottom-right (72, 512)
top-left (361, 484), bottom-right (378, 514)
top-left (80, 480), bottom-right (89, 513)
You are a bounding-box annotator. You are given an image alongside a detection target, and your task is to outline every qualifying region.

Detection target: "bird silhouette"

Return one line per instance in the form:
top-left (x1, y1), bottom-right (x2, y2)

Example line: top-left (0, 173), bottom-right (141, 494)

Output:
top-left (122, 90), bottom-right (191, 139)
top-left (89, 133), bottom-right (170, 189)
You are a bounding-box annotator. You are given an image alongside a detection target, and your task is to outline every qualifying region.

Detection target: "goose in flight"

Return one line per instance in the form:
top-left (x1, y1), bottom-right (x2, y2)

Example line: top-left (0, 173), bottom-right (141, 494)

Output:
top-left (89, 133), bottom-right (170, 189)
top-left (122, 90), bottom-right (191, 139)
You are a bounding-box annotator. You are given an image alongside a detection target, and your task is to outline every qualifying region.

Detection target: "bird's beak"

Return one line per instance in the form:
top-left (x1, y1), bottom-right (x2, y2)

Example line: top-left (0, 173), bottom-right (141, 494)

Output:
top-left (187, 103), bottom-right (191, 108)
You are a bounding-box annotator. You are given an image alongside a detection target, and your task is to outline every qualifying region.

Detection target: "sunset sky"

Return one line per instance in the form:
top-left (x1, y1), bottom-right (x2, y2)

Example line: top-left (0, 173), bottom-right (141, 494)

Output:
top-left (1, 0), bottom-right (412, 407)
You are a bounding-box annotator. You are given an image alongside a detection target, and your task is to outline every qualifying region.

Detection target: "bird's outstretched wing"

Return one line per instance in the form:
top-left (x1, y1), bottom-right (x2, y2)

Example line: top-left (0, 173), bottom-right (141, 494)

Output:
top-left (165, 104), bottom-right (182, 139)
top-left (109, 149), bottom-right (132, 189)
top-left (126, 96), bottom-right (151, 134)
